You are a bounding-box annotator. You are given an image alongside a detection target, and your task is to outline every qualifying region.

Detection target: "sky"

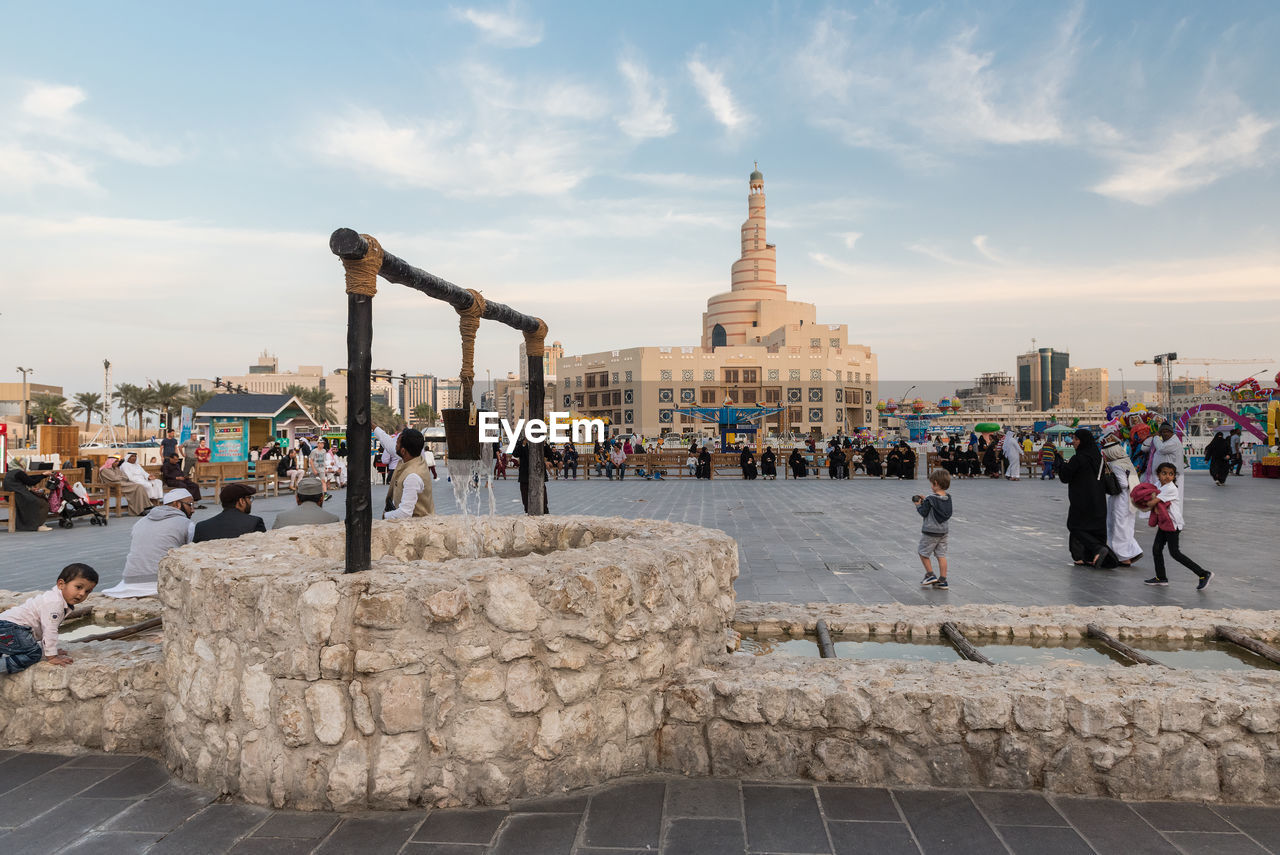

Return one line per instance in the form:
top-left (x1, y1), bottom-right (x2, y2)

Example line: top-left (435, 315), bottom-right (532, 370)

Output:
top-left (2, 1), bottom-right (1278, 404)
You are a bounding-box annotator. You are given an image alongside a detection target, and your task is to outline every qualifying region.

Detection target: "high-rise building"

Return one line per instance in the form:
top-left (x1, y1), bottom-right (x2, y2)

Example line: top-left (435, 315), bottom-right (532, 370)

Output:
top-left (557, 166), bottom-right (878, 438)
top-left (1060, 367), bottom-right (1110, 409)
top-left (1016, 347), bottom-right (1069, 410)
top-left (435, 378), bottom-right (463, 413)
top-left (400, 375), bottom-right (437, 420)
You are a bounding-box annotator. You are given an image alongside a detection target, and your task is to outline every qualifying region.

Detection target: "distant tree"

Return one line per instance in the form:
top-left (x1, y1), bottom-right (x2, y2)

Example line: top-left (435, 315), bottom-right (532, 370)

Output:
top-left (72, 392), bottom-right (102, 431)
top-left (411, 403), bottom-right (439, 427)
top-left (371, 401), bottom-right (405, 433)
top-left (114, 383), bottom-right (143, 436)
top-left (150, 381), bottom-right (187, 430)
top-left (283, 383), bottom-right (310, 400)
top-left (301, 387), bottom-right (338, 423)
top-left (30, 393), bottom-right (71, 425)
top-left (187, 388), bottom-right (217, 410)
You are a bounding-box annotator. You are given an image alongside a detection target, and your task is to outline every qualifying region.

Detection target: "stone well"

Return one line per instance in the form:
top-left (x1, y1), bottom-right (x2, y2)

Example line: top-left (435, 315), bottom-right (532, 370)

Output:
top-left (158, 515), bottom-right (738, 810)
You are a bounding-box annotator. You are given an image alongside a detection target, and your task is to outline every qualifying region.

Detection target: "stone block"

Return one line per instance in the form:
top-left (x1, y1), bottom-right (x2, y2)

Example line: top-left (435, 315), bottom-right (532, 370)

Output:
top-left (505, 660), bottom-right (548, 714)
top-left (305, 682), bottom-right (349, 746)
top-left (374, 674), bottom-right (426, 734)
top-left (484, 573), bottom-right (542, 631)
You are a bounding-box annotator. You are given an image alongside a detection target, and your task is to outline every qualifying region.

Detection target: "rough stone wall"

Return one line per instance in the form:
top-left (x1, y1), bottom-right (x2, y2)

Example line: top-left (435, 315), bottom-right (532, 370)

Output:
top-left (160, 516), bottom-right (738, 810)
top-left (660, 650), bottom-right (1280, 804)
top-left (0, 592), bottom-right (164, 755)
top-left (733, 602), bottom-right (1280, 643)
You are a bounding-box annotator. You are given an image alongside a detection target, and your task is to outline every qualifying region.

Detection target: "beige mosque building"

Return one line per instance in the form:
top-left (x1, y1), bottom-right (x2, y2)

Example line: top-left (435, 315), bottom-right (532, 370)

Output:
top-left (556, 166), bottom-right (878, 439)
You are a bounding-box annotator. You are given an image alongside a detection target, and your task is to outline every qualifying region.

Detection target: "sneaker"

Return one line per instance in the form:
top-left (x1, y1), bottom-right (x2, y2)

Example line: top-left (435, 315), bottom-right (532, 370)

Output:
top-left (1143, 577), bottom-right (1169, 586)
top-left (1197, 571), bottom-right (1213, 591)
top-left (920, 572), bottom-right (938, 587)
top-left (934, 578), bottom-right (949, 589)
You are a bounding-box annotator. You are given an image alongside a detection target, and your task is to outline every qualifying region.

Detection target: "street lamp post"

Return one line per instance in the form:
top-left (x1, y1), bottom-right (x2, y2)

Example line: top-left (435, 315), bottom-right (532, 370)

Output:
top-left (16, 366), bottom-right (33, 447)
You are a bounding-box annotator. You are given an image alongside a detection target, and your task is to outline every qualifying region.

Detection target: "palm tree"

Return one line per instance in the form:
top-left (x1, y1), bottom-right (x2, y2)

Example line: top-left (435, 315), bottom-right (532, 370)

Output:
top-left (114, 383), bottom-right (143, 436)
top-left (301, 387), bottom-right (338, 423)
top-left (283, 383), bottom-right (310, 400)
top-left (151, 381), bottom-right (187, 431)
top-left (371, 401), bottom-right (405, 432)
top-left (411, 403), bottom-right (439, 427)
top-left (187, 388), bottom-right (217, 410)
top-left (30, 393), bottom-right (71, 425)
top-left (72, 392), bottom-right (102, 431)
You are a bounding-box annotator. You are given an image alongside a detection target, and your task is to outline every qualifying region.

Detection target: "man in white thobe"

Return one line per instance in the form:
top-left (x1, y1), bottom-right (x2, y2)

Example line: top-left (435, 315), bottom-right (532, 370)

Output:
top-left (1142, 424), bottom-right (1183, 485)
top-left (120, 453), bottom-right (164, 501)
top-left (1001, 431), bottom-right (1023, 481)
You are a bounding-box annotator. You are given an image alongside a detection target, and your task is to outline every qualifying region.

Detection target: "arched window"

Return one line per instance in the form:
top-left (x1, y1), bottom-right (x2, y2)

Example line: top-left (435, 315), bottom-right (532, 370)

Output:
top-left (711, 324), bottom-right (726, 348)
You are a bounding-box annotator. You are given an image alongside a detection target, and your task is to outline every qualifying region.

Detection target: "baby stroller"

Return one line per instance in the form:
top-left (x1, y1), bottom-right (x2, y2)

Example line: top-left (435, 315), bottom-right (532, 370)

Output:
top-left (46, 471), bottom-right (108, 529)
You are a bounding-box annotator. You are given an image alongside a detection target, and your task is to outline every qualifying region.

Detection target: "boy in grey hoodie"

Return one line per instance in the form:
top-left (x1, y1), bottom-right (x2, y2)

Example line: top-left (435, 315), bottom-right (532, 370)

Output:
top-left (915, 469), bottom-right (954, 589)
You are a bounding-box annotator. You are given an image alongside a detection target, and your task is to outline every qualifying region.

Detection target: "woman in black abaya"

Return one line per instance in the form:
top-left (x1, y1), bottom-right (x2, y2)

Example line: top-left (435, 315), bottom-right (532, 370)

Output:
top-left (1057, 428), bottom-right (1115, 567)
top-left (2, 464), bottom-right (51, 532)
top-left (1204, 431), bottom-right (1232, 486)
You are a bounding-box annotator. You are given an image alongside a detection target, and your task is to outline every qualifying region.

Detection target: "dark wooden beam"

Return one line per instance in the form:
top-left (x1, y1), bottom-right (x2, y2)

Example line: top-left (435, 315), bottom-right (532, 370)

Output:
top-left (345, 293), bottom-right (373, 573)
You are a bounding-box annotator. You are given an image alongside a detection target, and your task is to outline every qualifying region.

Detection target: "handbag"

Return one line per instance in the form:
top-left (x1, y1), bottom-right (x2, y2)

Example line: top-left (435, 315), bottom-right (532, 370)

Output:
top-left (1098, 456), bottom-right (1123, 496)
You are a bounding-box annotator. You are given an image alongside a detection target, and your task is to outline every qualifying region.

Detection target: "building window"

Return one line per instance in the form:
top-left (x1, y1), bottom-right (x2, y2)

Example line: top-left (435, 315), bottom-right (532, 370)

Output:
top-left (787, 388), bottom-right (802, 403)
top-left (611, 372), bottom-right (619, 384)
top-left (660, 370), bottom-right (672, 382)
top-left (865, 391), bottom-right (872, 404)
top-left (810, 369), bottom-right (822, 381)
top-left (624, 370), bottom-right (633, 383)
top-left (865, 409), bottom-right (872, 423)
top-left (563, 394), bottom-right (571, 407)
top-left (809, 408), bottom-right (823, 422)
top-left (623, 389), bottom-right (634, 404)
top-left (681, 388), bottom-right (695, 403)
top-left (789, 369), bottom-right (801, 381)
top-left (612, 391), bottom-right (622, 406)
top-left (742, 369), bottom-right (758, 383)
top-left (624, 410), bottom-right (634, 424)
top-left (830, 338), bottom-right (840, 348)
top-left (723, 369), bottom-right (739, 384)
top-left (711, 324), bottom-right (726, 348)
top-left (574, 394), bottom-right (583, 406)
top-left (702, 389), bottom-right (718, 404)
top-left (588, 394), bottom-right (598, 407)
top-left (810, 338), bottom-right (821, 348)
top-left (836, 408), bottom-right (843, 422)
top-left (854, 372), bottom-right (860, 382)
top-left (659, 409), bottom-right (673, 423)
top-left (809, 388), bottom-right (823, 402)
top-left (835, 388), bottom-right (844, 403)
top-left (703, 369), bottom-right (715, 381)
top-left (765, 388), bottom-right (781, 403)
top-left (741, 389), bottom-right (757, 404)
top-left (682, 369), bottom-right (694, 381)
top-left (658, 388), bottom-right (673, 403)
top-left (767, 369), bottom-right (779, 381)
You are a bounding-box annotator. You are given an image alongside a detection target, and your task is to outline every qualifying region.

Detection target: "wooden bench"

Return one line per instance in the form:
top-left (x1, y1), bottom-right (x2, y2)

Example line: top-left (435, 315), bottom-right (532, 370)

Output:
top-left (0, 492), bottom-right (15, 533)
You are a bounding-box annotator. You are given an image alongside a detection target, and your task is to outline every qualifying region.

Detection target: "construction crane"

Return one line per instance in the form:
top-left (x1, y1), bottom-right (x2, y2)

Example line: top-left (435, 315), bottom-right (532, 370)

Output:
top-left (1133, 355), bottom-right (1273, 412)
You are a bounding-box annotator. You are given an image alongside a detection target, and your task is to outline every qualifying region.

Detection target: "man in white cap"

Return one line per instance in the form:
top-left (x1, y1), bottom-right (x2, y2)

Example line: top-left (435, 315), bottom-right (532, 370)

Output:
top-left (272, 477), bottom-right (340, 529)
top-left (101, 488), bottom-right (196, 598)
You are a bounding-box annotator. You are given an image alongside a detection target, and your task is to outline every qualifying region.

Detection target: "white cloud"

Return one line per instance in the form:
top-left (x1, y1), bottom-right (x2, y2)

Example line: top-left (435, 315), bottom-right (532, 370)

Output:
top-left (0, 144), bottom-right (98, 192)
top-left (21, 83), bottom-right (86, 120)
top-left (795, 5), bottom-right (1082, 161)
top-left (617, 56), bottom-right (675, 139)
top-left (452, 2), bottom-right (543, 47)
top-left (972, 235), bottom-right (1010, 264)
top-left (687, 58), bottom-right (750, 131)
top-left (0, 81), bottom-right (181, 194)
top-left (314, 65), bottom-right (614, 197)
top-left (1092, 113), bottom-right (1277, 204)
top-left (840, 232), bottom-right (862, 250)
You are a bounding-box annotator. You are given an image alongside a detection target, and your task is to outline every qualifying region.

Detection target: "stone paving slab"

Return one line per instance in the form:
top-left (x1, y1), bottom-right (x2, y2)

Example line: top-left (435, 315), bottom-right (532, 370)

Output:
top-left (0, 472), bottom-right (1274, 611)
top-left (2, 752), bottom-right (1279, 854)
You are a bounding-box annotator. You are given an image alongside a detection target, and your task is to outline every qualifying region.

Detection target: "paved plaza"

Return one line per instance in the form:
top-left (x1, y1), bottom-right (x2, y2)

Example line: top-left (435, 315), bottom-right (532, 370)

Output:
top-left (3, 751), bottom-right (1280, 855)
top-left (3, 472), bottom-right (1278, 854)
top-left (1, 471), bottom-right (1273, 610)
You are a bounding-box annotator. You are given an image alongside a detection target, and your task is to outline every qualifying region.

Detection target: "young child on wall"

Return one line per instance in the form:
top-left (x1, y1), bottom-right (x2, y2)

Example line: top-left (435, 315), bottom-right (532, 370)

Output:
top-left (915, 469), bottom-right (954, 590)
top-left (1140, 462), bottom-right (1213, 590)
top-left (0, 564), bottom-right (98, 674)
